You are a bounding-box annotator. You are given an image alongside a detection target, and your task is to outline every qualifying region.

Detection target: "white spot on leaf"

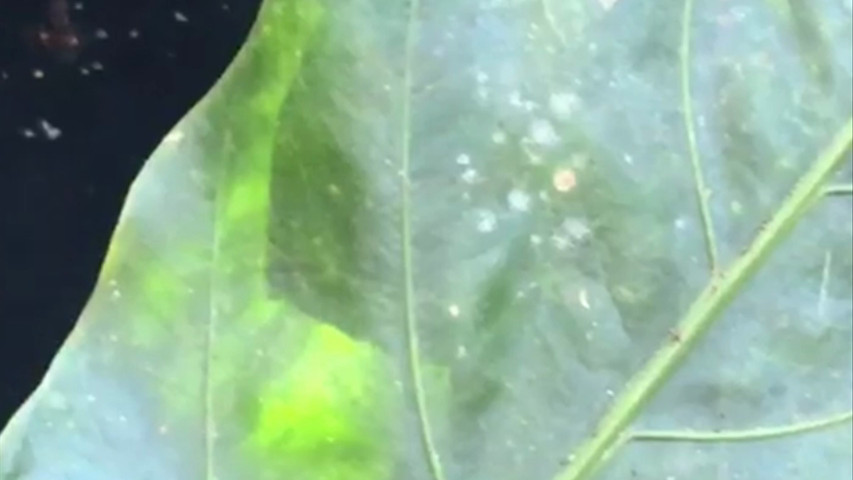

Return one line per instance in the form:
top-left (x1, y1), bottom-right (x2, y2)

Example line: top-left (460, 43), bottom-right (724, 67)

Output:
top-left (549, 92), bottom-right (579, 119)
top-left (561, 217), bottom-right (592, 242)
top-left (598, 0), bottom-right (620, 11)
top-left (507, 189), bottom-right (531, 212)
top-left (477, 85), bottom-right (489, 100)
top-left (552, 235), bottom-right (570, 250)
top-left (461, 168), bottom-right (479, 184)
top-left (509, 91), bottom-right (524, 107)
top-left (475, 210), bottom-right (497, 233)
top-left (579, 289), bottom-right (591, 309)
top-left (530, 119), bottom-right (560, 146)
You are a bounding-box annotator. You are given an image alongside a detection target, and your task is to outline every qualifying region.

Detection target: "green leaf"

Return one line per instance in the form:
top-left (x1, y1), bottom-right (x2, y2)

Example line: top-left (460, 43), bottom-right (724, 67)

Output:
top-left (2, 0), bottom-right (851, 479)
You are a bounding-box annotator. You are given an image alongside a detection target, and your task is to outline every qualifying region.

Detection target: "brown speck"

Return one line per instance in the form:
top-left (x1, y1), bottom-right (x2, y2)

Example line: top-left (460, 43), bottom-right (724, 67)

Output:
top-left (668, 328), bottom-right (682, 343)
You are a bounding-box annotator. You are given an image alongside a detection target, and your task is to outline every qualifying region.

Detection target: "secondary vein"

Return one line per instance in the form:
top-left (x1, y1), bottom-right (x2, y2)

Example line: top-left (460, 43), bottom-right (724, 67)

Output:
top-left (823, 183), bottom-right (853, 196)
top-left (205, 133), bottom-right (231, 480)
top-left (630, 410), bottom-right (853, 443)
top-left (681, 0), bottom-right (720, 273)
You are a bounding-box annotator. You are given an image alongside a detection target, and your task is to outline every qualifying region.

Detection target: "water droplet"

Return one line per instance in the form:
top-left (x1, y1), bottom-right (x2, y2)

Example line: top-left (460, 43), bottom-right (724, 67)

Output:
top-left (456, 153), bottom-right (471, 165)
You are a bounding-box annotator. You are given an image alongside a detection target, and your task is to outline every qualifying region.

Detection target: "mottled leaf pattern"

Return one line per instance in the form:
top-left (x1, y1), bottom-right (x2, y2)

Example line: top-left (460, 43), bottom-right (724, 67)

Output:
top-left (1, 1), bottom-right (851, 479)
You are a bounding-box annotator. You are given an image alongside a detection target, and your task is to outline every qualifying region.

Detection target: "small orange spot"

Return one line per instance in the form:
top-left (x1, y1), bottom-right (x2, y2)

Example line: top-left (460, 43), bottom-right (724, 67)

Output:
top-left (552, 168), bottom-right (577, 193)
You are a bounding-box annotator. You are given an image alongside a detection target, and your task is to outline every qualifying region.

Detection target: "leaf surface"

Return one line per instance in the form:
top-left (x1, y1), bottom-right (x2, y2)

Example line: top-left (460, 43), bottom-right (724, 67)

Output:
top-left (1, 0), bottom-right (851, 479)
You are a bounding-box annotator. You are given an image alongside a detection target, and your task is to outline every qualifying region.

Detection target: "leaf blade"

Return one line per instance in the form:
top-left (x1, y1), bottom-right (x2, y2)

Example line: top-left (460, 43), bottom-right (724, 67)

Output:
top-left (1, 1), bottom-right (851, 479)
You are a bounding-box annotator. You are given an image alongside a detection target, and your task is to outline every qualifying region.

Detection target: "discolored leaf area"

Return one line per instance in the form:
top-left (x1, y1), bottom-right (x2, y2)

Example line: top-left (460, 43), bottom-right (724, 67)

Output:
top-left (1, 0), bottom-right (851, 479)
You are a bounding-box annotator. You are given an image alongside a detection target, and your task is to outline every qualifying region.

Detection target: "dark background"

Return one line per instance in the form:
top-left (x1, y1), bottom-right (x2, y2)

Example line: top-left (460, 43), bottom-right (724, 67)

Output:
top-left (0, 0), bottom-right (261, 426)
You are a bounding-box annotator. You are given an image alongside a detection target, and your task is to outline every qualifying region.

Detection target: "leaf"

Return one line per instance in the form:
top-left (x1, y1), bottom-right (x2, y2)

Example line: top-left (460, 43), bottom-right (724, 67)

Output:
top-left (1, 0), bottom-right (851, 479)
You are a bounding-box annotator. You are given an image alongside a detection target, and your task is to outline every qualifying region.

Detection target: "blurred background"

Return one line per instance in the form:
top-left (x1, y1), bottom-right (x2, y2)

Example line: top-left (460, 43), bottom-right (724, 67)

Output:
top-left (0, 0), bottom-right (260, 426)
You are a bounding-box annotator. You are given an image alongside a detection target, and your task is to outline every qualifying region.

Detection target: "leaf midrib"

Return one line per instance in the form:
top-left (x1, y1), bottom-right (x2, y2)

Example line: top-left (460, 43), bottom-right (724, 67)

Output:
top-left (399, 2), bottom-right (447, 480)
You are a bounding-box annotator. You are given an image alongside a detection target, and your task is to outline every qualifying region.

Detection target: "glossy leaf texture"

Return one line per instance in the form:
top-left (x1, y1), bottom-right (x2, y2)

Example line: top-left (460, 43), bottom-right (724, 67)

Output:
top-left (1, 0), bottom-right (852, 479)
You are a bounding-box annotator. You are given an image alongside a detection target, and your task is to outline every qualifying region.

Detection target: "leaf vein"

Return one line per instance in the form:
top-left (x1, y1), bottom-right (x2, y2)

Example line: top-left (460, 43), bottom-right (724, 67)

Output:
top-left (400, 3), bottom-right (446, 480)
top-left (680, 0), bottom-right (720, 273)
top-left (823, 183), bottom-right (853, 196)
top-left (205, 132), bottom-right (234, 480)
top-left (630, 410), bottom-right (853, 443)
